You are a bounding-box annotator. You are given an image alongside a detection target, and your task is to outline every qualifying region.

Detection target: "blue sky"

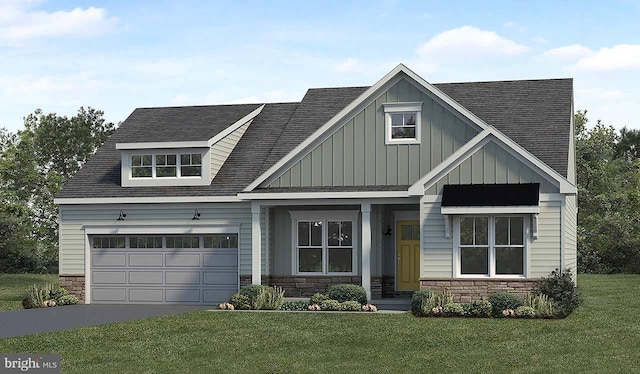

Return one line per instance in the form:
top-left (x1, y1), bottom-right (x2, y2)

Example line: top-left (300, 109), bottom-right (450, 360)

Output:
top-left (1, 0), bottom-right (639, 132)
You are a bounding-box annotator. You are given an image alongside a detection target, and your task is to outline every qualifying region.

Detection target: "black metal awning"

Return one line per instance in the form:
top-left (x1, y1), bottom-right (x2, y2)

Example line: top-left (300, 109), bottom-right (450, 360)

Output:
top-left (441, 183), bottom-right (540, 207)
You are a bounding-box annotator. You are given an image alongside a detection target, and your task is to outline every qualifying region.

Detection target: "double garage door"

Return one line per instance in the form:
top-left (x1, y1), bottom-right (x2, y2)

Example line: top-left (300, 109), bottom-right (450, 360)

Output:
top-left (90, 234), bottom-right (238, 304)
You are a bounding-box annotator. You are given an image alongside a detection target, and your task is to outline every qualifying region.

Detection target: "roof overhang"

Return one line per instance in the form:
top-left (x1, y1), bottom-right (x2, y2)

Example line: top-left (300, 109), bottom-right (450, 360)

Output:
top-left (440, 183), bottom-right (540, 214)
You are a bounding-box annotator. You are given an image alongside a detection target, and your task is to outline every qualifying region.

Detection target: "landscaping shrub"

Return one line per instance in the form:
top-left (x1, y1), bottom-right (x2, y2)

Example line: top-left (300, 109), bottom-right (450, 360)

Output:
top-left (229, 293), bottom-right (251, 310)
top-left (522, 293), bottom-right (555, 318)
top-left (410, 290), bottom-right (448, 316)
top-left (515, 306), bottom-right (536, 318)
top-left (309, 293), bottom-right (329, 305)
top-left (468, 300), bottom-right (492, 317)
top-left (488, 292), bottom-right (523, 317)
top-left (340, 300), bottom-right (362, 311)
top-left (254, 286), bottom-right (285, 310)
top-left (320, 299), bottom-right (342, 311)
top-left (239, 285), bottom-right (269, 304)
top-left (56, 294), bottom-right (79, 306)
top-left (535, 268), bottom-right (580, 318)
top-left (281, 300), bottom-right (308, 311)
top-left (23, 284), bottom-right (77, 309)
top-left (327, 284), bottom-right (367, 304)
top-left (442, 303), bottom-right (465, 316)
top-left (462, 303), bottom-right (473, 316)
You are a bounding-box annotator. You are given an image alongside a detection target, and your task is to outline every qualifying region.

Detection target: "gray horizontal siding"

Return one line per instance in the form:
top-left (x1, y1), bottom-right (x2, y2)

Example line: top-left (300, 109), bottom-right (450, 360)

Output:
top-left (426, 140), bottom-right (559, 195)
top-left (530, 201), bottom-right (562, 277)
top-left (422, 201), bottom-right (453, 277)
top-left (210, 120), bottom-right (252, 180)
top-left (268, 78), bottom-right (478, 188)
top-left (563, 195), bottom-right (577, 276)
top-left (59, 203), bottom-right (257, 276)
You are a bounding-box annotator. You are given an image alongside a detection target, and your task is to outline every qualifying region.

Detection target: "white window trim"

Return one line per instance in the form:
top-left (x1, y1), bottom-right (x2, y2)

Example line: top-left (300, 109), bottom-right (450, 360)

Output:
top-left (290, 210), bottom-right (359, 276)
top-left (383, 102), bottom-right (423, 145)
top-left (452, 215), bottom-right (530, 279)
top-left (121, 148), bottom-right (211, 187)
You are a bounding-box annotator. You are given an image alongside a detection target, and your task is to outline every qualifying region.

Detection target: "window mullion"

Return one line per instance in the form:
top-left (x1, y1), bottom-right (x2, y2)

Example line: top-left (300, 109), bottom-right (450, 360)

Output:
top-left (489, 216), bottom-right (495, 277)
top-left (323, 219), bottom-right (328, 274)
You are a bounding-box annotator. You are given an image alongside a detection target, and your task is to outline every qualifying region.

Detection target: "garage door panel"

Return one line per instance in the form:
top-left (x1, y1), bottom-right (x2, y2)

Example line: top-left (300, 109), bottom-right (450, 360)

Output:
top-left (129, 289), bottom-right (164, 302)
top-left (92, 254), bottom-right (126, 267)
top-left (90, 234), bottom-right (238, 305)
top-left (166, 289), bottom-right (200, 303)
top-left (129, 271), bottom-right (163, 284)
top-left (166, 271), bottom-right (201, 285)
top-left (165, 254), bottom-right (200, 267)
top-left (129, 254), bottom-right (163, 267)
top-left (93, 271), bottom-right (126, 284)
top-left (92, 288), bottom-right (127, 302)
top-left (203, 271), bottom-right (237, 286)
top-left (203, 252), bottom-right (237, 267)
top-left (203, 289), bottom-right (236, 304)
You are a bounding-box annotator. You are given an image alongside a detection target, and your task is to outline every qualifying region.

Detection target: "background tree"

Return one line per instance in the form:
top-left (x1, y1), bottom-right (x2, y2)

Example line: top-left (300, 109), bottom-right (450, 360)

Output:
top-left (576, 110), bottom-right (640, 273)
top-left (0, 107), bottom-right (115, 273)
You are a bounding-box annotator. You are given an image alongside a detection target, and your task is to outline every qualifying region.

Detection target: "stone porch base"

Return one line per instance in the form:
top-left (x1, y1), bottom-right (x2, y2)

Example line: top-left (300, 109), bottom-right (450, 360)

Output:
top-left (59, 274), bottom-right (86, 304)
top-left (240, 275), bottom-right (383, 299)
top-left (420, 278), bottom-right (539, 303)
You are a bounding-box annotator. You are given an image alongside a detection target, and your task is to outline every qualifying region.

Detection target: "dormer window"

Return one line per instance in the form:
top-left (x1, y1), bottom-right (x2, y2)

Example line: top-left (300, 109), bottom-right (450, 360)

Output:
top-left (131, 152), bottom-right (202, 179)
top-left (383, 102), bottom-right (423, 145)
top-left (121, 148), bottom-right (210, 187)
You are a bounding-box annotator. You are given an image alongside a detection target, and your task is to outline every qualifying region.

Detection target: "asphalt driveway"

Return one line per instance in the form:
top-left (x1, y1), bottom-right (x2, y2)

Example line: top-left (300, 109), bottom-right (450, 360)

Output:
top-left (0, 304), bottom-right (210, 339)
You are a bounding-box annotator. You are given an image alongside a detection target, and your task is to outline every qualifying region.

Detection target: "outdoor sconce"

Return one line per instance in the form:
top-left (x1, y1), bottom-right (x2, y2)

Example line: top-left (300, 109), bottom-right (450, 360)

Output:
top-left (383, 224), bottom-right (392, 236)
top-left (116, 210), bottom-right (126, 221)
top-left (192, 209), bottom-right (201, 220)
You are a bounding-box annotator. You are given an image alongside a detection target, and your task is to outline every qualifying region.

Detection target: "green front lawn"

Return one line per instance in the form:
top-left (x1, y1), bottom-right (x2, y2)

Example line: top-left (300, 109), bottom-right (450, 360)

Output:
top-left (1, 275), bottom-right (639, 373)
top-left (0, 273), bottom-right (58, 311)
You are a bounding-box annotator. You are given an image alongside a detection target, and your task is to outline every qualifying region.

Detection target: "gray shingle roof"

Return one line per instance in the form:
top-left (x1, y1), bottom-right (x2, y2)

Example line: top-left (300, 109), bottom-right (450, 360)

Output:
top-left (57, 78), bottom-right (572, 199)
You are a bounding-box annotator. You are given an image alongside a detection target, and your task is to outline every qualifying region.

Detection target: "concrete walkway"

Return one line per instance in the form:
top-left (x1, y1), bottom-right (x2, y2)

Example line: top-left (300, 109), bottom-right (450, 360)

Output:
top-left (0, 304), bottom-right (210, 339)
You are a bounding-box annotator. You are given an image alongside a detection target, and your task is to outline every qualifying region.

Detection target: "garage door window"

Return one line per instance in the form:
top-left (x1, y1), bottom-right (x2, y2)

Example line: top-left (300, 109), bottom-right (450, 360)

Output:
top-left (204, 235), bottom-right (238, 249)
top-left (166, 236), bottom-right (200, 248)
top-left (129, 236), bottom-right (163, 248)
top-left (93, 236), bottom-right (125, 248)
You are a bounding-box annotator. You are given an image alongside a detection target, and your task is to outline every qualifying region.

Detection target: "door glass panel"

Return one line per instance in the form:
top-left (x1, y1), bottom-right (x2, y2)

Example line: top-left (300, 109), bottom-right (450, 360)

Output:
top-left (401, 225), bottom-right (412, 241)
top-left (411, 224), bottom-right (420, 240)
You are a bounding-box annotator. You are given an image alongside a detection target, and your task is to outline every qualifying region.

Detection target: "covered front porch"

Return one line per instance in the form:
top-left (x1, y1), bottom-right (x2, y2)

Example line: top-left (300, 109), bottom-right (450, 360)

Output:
top-left (247, 199), bottom-right (421, 300)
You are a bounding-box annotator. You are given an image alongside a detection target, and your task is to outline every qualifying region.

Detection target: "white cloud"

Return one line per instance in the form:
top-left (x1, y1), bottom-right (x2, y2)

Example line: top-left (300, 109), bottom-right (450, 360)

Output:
top-left (576, 44), bottom-right (640, 71)
top-left (503, 21), bottom-right (526, 32)
top-left (416, 25), bottom-right (529, 59)
top-left (334, 58), bottom-right (359, 73)
top-left (543, 44), bottom-right (593, 60)
top-left (577, 87), bottom-right (624, 100)
top-left (531, 36), bottom-right (548, 44)
top-left (0, 2), bottom-right (118, 44)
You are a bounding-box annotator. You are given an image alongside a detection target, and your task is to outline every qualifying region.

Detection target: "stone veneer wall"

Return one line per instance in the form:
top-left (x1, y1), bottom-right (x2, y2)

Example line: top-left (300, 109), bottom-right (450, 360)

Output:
top-left (420, 278), bottom-right (539, 303)
top-left (59, 275), bottom-right (86, 304)
top-left (240, 276), bottom-right (383, 299)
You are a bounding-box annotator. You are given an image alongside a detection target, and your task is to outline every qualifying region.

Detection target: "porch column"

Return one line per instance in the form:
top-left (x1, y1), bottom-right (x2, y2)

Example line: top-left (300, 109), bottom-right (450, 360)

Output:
top-left (361, 203), bottom-right (372, 300)
top-left (251, 202), bottom-right (261, 285)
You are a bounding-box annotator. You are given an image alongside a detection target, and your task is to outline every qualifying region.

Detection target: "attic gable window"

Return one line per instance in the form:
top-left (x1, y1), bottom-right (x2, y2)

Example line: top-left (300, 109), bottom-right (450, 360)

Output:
top-left (383, 102), bottom-right (422, 144)
top-left (131, 152), bottom-right (203, 179)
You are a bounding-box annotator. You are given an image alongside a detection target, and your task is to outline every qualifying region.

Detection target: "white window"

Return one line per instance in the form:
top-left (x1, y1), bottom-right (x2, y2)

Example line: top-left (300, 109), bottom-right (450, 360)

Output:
top-left (383, 102), bottom-right (422, 144)
top-left (455, 216), bottom-right (527, 277)
top-left (291, 211), bottom-right (358, 275)
top-left (130, 152), bottom-right (203, 179)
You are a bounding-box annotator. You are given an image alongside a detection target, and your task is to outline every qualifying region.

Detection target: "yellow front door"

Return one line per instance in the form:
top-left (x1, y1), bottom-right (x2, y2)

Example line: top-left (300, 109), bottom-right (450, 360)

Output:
top-left (396, 220), bottom-right (421, 291)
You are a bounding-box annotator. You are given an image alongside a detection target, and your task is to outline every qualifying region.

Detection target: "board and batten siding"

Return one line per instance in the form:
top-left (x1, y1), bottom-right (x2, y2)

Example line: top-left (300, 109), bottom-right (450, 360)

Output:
top-left (421, 200), bottom-right (562, 278)
top-left (426, 141), bottom-right (559, 195)
top-left (210, 119), bottom-right (252, 180)
top-left (563, 195), bottom-right (578, 275)
top-left (58, 203), bottom-right (261, 276)
top-left (268, 78), bottom-right (479, 188)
